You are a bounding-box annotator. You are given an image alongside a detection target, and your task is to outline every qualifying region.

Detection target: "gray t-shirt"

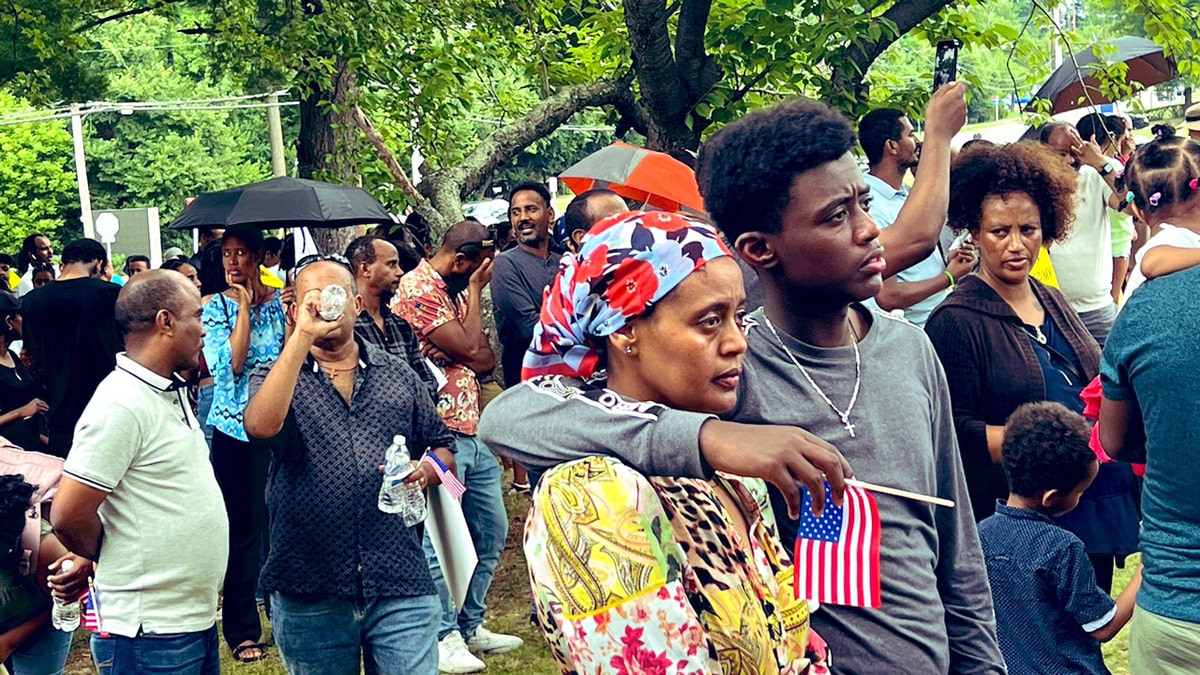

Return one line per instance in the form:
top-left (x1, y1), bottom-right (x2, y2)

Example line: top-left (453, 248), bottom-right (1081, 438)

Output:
top-left (480, 307), bottom-right (1003, 674)
top-left (63, 355), bottom-right (229, 638)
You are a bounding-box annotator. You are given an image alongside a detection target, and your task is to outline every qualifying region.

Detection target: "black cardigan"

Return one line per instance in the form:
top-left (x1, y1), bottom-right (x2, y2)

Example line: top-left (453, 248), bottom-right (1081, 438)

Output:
top-left (924, 275), bottom-right (1100, 522)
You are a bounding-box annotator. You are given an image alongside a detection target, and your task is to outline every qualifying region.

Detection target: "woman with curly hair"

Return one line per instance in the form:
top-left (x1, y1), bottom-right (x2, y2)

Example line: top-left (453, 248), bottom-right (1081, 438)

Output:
top-left (925, 142), bottom-right (1140, 591)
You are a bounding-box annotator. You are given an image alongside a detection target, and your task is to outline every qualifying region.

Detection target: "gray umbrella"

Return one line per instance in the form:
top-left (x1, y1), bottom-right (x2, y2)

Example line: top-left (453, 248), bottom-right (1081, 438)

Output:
top-left (1028, 36), bottom-right (1177, 115)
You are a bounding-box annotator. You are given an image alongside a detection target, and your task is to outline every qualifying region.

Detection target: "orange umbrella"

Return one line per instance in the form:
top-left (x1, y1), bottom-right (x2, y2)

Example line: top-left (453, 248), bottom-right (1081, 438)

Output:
top-left (560, 142), bottom-right (705, 213)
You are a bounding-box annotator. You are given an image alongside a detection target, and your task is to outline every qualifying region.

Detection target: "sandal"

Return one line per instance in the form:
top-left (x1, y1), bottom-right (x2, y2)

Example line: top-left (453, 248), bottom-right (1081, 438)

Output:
top-left (509, 482), bottom-right (531, 496)
top-left (232, 641), bottom-right (267, 663)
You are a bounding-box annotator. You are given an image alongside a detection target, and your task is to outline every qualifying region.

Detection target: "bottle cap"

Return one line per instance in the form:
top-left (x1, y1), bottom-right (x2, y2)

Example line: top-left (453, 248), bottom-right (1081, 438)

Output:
top-left (60, 560), bottom-right (74, 573)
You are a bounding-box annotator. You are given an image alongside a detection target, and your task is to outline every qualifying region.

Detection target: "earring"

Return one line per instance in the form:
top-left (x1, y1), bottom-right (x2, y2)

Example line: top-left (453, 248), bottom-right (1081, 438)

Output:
top-left (624, 346), bottom-right (633, 355)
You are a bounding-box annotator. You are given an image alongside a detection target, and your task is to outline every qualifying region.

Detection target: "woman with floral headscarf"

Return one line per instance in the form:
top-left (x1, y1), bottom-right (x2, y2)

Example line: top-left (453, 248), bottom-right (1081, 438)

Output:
top-left (496, 210), bottom-right (826, 675)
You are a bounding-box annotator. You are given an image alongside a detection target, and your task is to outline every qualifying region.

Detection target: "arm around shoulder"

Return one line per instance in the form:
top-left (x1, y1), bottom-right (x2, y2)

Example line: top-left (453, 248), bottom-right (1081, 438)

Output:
top-left (476, 377), bottom-right (712, 478)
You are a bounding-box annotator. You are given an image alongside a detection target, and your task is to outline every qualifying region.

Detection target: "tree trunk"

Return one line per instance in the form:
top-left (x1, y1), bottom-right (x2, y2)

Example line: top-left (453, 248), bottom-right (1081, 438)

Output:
top-left (296, 57), bottom-right (360, 255)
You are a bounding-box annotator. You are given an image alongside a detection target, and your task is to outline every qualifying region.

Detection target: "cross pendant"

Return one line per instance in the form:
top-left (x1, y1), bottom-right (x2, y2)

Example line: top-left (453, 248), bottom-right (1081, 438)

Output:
top-left (841, 415), bottom-right (856, 438)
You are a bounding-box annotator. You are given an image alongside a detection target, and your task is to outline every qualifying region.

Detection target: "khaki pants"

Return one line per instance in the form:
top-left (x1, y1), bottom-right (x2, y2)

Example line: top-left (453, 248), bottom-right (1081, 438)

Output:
top-left (1130, 605), bottom-right (1200, 674)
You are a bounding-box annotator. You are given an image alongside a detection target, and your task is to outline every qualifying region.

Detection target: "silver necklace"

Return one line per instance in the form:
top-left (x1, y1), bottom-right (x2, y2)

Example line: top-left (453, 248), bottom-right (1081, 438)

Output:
top-left (763, 316), bottom-right (862, 438)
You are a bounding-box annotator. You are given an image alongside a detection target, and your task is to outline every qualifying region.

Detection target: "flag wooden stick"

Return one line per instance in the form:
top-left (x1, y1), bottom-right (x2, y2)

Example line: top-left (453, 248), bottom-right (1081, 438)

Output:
top-left (846, 478), bottom-right (955, 508)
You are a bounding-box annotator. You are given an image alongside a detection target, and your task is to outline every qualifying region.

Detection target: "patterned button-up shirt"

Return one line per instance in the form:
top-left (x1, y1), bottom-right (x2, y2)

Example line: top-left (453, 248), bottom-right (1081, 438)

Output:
top-left (354, 308), bottom-right (438, 400)
top-left (250, 338), bottom-right (454, 599)
top-left (394, 259), bottom-right (481, 435)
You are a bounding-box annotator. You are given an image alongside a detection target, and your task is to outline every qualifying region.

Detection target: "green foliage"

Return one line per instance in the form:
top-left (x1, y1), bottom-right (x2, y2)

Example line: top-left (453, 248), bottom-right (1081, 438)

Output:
top-left (0, 0), bottom-right (112, 101)
top-left (0, 92), bottom-right (79, 254)
top-left (81, 14), bottom-right (274, 238)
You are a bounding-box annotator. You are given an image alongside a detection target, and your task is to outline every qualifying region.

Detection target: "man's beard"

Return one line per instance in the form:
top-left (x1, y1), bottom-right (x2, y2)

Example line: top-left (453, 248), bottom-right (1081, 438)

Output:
top-left (446, 275), bottom-right (471, 298)
top-left (518, 230), bottom-right (546, 247)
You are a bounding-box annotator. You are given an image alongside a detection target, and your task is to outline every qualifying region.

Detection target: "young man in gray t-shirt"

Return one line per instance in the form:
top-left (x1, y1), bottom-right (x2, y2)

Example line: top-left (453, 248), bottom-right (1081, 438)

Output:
top-left (481, 88), bottom-right (1004, 674)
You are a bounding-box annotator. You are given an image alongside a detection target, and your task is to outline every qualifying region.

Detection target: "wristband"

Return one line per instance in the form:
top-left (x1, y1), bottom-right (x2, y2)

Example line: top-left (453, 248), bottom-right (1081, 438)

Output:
top-left (944, 270), bottom-right (956, 289)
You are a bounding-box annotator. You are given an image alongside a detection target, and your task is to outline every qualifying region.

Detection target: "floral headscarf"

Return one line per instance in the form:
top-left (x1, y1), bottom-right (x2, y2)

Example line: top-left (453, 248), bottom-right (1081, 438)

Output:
top-left (522, 210), bottom-right (731, 380)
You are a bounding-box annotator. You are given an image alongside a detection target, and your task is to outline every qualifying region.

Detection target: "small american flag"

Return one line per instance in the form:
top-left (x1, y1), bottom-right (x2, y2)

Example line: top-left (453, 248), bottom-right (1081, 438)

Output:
top-left (83, 588), bottom-right (101, 632)
top-left (422, 454), bottom-right (465, 500)
top-left (794, 481), bottom-right (881, 609)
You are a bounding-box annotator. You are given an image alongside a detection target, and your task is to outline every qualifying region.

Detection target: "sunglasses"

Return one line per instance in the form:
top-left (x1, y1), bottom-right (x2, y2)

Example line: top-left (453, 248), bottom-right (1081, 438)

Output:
top-left (295, 253), bottom-right (354, 274)
top-left (454, 239), bottom-right (496, 258)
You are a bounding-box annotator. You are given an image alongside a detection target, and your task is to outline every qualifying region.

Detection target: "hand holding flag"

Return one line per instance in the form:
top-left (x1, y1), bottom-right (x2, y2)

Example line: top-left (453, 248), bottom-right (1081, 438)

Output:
top-left (795, 481), bottom-right (881, 609)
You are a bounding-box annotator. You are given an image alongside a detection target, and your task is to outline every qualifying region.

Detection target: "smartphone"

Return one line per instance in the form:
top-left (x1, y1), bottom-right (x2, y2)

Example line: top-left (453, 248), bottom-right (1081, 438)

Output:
top-left (933, 39), bottom-right (960, 93)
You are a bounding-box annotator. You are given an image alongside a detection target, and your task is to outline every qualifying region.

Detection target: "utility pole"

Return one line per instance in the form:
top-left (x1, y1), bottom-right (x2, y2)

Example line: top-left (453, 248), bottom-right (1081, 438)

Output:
top-left (266, 92), bottom-right (287, 177)
top-left (70, 104), bottom-right (95, 239)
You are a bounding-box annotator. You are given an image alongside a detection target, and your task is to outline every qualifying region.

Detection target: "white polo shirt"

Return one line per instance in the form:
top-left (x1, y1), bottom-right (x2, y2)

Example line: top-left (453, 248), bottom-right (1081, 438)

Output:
top-left (63, 354), bottom-right (228, 637)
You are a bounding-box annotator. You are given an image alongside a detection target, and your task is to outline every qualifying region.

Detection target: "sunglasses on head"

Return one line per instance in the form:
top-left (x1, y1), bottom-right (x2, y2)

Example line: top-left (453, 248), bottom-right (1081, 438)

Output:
top-left (454, 239), bottom-right (496, 258)
top-left (295, 253), bottom-right (354, 275)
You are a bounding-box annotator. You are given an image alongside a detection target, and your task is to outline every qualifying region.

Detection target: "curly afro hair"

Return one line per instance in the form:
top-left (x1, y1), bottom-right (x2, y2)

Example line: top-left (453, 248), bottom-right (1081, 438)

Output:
top-left (0, 474), bottom-right (34, 560)
top-left (948, 142), bottom-right (1077, 243)
top-left (1001, 402), bottom-right (1096, 498)
top-left (696, 98), bottom-right (857, 243)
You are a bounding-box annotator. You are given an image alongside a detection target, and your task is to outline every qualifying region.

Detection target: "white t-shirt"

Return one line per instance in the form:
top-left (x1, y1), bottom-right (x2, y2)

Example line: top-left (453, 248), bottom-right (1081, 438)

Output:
top-left (62, 354), bottom-right (228, 637)
top-left (1123, 224), bottom-right (1200, 300)
top-left (1048, 166), bottom-right (1115, 313)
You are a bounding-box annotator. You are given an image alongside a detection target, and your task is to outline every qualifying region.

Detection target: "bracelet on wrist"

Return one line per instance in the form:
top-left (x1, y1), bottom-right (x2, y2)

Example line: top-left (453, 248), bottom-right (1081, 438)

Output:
top-left (944, 270), bottom-right (956, 288)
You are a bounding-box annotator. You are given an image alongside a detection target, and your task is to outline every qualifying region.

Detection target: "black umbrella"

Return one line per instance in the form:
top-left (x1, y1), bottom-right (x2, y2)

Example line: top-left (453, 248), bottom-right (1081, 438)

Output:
top-left (169, 176), bottom-right (395, 230)
top-left (1028, 36), bottom-right (1177, 115)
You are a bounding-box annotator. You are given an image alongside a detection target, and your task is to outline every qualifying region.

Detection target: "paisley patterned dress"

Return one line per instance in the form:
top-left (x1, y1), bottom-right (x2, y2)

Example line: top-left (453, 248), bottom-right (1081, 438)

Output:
top-left (525, 455), bottom-right (829, 675)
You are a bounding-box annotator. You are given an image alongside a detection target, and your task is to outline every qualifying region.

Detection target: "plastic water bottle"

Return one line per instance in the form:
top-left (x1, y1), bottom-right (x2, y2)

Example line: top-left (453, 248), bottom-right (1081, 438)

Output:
top-left (51, 560), bottom-right (80, 632)
top-left (377, 435), bottom-right (427, 526)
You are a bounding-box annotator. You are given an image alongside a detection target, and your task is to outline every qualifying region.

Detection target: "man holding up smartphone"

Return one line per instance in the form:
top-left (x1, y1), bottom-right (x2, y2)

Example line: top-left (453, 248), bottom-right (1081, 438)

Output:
top-left (859, 107), bottom-right (977, 327)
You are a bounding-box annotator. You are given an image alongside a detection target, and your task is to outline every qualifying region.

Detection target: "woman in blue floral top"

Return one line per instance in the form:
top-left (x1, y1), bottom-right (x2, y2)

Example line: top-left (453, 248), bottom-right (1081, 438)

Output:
top-left (200, 226), bottom-right (285, 663)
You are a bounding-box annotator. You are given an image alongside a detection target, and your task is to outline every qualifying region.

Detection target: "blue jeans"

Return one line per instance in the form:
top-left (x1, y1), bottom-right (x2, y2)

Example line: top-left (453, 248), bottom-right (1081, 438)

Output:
top-left (424, 434), bottom-right (508, 640)
top-left (9, 625), bottom-right (72, 675)
top-left (90, 626), bottom-right (219, 675)
top-left (270, 592), bottom-right (439, 675)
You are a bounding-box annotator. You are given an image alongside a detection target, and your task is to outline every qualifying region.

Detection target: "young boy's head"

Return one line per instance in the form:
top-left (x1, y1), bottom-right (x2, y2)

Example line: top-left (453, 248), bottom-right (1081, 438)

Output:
top-left (1002, 401), bottom-right (1099, 515)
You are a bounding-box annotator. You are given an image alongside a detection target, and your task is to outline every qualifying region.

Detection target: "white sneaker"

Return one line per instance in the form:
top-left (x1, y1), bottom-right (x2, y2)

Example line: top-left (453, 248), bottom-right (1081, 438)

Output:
top-left (438, 631), bottom-right (486, 674)
top-left (466, 626), bottom-right (524, 655)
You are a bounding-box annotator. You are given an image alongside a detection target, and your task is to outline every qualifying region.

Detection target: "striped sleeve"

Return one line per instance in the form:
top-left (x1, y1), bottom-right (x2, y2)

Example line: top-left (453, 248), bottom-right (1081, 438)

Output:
top-left (62, 394), bottom-right (141, 494)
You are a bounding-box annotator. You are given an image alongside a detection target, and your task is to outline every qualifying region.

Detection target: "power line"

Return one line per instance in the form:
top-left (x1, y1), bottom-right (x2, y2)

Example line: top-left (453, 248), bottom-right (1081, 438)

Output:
top-left (0, 91), bottom-right (293, 127)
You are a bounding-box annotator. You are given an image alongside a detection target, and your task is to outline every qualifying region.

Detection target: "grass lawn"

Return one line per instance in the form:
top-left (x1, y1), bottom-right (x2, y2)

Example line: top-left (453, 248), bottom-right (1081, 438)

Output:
top-left (62, 477), bottom-right (1141, 674)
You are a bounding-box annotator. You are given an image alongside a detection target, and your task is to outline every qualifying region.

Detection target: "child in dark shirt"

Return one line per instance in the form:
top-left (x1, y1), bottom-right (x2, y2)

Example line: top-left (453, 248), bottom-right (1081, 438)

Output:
top-left (979, 401), bottom-right (1142, 674)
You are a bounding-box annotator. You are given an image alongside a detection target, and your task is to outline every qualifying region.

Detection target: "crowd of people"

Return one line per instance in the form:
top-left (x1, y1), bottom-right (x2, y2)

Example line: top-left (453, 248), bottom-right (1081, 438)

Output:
top-left (0, 85), bottom-right (1198, 675)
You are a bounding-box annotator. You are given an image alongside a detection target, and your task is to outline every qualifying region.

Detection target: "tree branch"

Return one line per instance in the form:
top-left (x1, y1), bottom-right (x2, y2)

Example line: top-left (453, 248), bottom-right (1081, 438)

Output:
top-left (727, 64), bottom-right (774, 107)
top-left (849, 0), bottom-right (951, 74)
top-left (351, 107), bottom-right (422, 206)
top-left (623, 0), bottom-right (690, 125)
top-left (76, 0), bottom-right (189, 32)
top-left (613, 84), bottom-right (651, 137)
top-left (674, 0), bottom-right (717, 96)
top-left (434, 75), bottom-right (634, 202)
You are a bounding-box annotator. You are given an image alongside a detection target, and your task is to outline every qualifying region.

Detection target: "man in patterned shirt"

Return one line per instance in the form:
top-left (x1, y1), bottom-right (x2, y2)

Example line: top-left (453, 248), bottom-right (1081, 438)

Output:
top-left (395, 221), bottom-right (522, 673)
top-left (245, 260), bottom-right (455, 674)
top-left (346, 235), bottom-right (437, 397)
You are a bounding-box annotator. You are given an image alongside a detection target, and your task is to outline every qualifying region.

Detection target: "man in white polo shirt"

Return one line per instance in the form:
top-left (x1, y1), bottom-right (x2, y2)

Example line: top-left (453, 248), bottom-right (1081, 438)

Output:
top-left (52, 270), bottom-right (228, 674)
